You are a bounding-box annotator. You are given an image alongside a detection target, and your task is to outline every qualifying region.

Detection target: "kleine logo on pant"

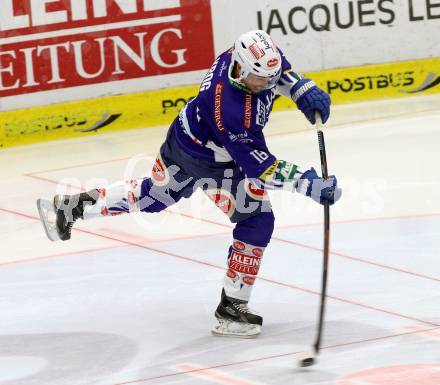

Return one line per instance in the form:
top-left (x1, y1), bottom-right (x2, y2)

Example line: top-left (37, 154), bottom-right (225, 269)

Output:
top-left (229, 251), bottom-right (261, 275)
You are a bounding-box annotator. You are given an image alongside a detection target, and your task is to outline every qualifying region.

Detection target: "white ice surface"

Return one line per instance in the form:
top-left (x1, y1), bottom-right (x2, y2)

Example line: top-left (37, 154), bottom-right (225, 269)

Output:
top-left (0, 95), bottom-right (439, 385)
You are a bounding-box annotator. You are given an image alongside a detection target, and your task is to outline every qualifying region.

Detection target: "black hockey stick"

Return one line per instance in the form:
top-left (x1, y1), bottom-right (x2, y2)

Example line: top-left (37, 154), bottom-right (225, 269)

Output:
top-left (297, 113), bottom-right (331, 367)
top-left (313, 114), bottom-right (330, 354)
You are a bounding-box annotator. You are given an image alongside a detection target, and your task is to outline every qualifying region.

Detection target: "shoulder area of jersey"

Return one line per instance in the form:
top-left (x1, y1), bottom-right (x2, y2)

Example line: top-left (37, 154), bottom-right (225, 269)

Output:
top-left (199, 51), bottom-right (232, 93)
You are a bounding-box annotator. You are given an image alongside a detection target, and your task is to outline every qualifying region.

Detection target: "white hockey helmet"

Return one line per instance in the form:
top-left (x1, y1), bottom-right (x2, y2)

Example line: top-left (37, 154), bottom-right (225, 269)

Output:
top-left (232, 30), bottom-right (282, 89)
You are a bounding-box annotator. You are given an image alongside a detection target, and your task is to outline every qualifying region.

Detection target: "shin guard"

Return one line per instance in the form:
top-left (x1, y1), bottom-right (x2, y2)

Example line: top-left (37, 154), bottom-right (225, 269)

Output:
top-left (223, 240), bottom-right (265, 302)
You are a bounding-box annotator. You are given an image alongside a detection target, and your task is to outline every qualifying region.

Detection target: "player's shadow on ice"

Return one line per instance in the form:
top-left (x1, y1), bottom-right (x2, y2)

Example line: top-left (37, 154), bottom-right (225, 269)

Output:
top-left (0, 332), bottom-right (137, 385)
top-left (142, 320), bottom-right (389, 378)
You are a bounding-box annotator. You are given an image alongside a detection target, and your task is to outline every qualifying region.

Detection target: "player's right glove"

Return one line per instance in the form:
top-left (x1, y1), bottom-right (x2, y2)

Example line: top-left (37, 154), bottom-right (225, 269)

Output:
top-left (291, 79), bottom-right (331, 124)
top-left (296, 167), bottom-right (341, 205)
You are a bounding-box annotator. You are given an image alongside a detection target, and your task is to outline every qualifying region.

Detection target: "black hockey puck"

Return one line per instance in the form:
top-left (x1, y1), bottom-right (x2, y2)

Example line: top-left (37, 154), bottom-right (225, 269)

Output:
top-left (299, 357), bottom-right (315, 367)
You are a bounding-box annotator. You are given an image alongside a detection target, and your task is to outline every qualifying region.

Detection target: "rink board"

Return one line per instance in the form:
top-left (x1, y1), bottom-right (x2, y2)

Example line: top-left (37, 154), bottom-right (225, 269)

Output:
top-left (1, 57), bottom-right (439, 149)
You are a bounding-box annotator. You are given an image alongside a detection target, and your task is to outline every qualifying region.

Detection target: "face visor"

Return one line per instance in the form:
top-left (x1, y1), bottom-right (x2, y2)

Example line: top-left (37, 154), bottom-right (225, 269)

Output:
top-left (244, 70), bottom-right (281, 92)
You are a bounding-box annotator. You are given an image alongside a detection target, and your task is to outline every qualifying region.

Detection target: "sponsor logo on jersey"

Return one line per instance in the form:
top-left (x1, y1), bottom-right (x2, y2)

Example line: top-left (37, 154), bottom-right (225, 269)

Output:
top-left (245, 180), bottom-right (269, 201)
top-left (265, 90), bottom-right (277, 113)
top-left (214, 83), bottom-right (225, 132)
top-left (249, 43), bottom-right (265, 60)
top-left (256, 98), bottom-right (266, 126)
top-left (252, 248), bottom-right (263, 258)
top-left (228, 131), bottom-right (253, 143)
top-left (229, 251), bottom-right (261, 275)
top-left (244, 94), bottom-right (252, 129)
top-left (219, 61), bottom-right (229, 77)
top-left (206, 188), bottom-right (235, 217)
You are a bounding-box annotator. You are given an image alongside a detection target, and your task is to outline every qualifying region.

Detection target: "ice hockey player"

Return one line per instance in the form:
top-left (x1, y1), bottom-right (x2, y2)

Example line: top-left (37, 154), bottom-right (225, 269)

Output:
top-left (37, 30), bottom-right (341, 338)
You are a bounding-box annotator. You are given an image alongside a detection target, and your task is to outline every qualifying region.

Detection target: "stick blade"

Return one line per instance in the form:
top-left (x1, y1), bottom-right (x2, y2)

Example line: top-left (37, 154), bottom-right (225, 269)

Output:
top-left (295, 349), bottom-right (317, 367)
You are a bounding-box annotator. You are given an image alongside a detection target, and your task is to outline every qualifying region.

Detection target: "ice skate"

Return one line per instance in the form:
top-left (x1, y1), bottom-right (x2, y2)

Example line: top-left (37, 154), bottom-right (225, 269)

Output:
top-left (212, 289), bottom-right (262, 338)
top-left (37, 190), bottom-right (98, 241)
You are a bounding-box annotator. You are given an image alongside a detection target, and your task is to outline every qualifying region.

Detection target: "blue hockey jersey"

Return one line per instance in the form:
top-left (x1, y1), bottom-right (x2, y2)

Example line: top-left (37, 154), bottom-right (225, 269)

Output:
top-left (173, 48), bottom-right (301, 180)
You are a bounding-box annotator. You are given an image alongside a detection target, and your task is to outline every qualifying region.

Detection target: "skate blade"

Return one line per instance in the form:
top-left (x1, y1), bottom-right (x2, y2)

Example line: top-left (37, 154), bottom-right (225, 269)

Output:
top-left (36, 198), bottom-right (60, 242)
top-left (211, 319), bottom-right (261, 338)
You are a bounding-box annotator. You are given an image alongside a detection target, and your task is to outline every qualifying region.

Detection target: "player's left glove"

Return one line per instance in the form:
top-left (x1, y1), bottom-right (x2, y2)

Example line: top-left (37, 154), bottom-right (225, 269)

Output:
top-left (296, 167), bottom-right (341, 206)
top-left (291, 79), bottom-right (331, 124)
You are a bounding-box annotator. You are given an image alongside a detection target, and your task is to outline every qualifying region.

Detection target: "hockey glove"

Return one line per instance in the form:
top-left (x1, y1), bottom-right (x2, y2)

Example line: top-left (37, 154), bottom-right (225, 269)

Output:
top-left (296, 167), bottom-right (341, 206)
top-left (291, 79), bottom-right (331, 124)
